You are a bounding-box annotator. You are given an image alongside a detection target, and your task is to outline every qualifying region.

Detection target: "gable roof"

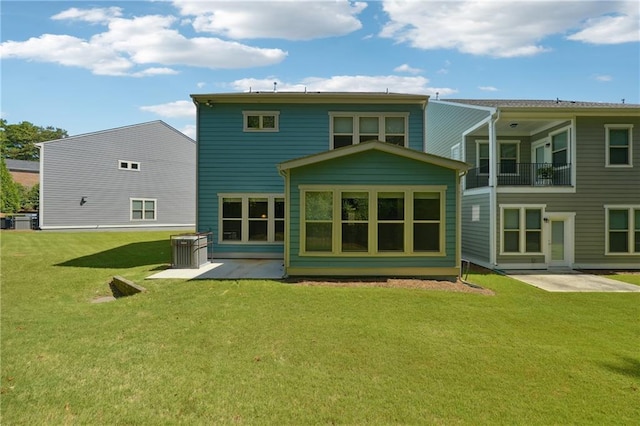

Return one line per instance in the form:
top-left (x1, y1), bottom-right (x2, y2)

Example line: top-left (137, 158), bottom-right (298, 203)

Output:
top-left (35, 120), bottom-right (194, 146)
top-left (440, 99), bottom-right (640, 112)
top-left (278, 140), bottom-right (470, 173)
top-left (5, 159), bottom-right (39, 172)
top-left (192, 91), bottom-right (429, 108)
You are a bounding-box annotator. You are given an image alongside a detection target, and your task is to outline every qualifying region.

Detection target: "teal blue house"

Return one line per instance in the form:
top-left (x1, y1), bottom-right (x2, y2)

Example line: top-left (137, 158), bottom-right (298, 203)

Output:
top-left (191, 92), bottom-right (469, 278)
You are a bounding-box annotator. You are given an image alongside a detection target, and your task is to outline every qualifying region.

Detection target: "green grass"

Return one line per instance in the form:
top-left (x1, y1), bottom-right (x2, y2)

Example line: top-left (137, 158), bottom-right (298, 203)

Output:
top-left (2, 231), bottom-right (639, 424)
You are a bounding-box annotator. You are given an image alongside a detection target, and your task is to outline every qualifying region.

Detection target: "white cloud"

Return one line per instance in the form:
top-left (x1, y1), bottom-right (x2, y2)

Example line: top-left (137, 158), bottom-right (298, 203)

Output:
top-left (567, 2), bottom-right (640, 44)
top-left (140, 100), bottom-right (195, 118)
top-left (394, 64), bottom-right (423, 74)
top-left (1, 7), bottom-right (287, 76)
top-left (172, 0), bottom-right (367, 40)
top-left (479, 86), bottom-right (498, 92)
top-left (180, 124), bottom-right (197, 139)
top-left (228, 75), bottom-right (457, 97)
top-left (380, 0), bottom-right (638, 58)
top-left (594, 74), bottom-right (613, 82)
top-left (197, 82), bottom-right (206, 88)
top-left (51, 7), bottom-right (123, 24)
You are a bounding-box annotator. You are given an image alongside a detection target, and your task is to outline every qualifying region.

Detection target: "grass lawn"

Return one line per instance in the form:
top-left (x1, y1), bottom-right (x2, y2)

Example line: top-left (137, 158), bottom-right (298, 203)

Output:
top-left (2, 231), bottom-right (639, 424)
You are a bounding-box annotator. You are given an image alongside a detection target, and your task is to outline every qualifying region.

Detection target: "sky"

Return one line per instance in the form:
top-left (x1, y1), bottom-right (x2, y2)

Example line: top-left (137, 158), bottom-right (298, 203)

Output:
top-left (1, 0), bottom-right (639, 139)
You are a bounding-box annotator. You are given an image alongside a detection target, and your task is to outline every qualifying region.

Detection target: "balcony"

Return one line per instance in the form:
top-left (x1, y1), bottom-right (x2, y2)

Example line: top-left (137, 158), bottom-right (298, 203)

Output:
top-left (465, 163), bottom-right (572, 189)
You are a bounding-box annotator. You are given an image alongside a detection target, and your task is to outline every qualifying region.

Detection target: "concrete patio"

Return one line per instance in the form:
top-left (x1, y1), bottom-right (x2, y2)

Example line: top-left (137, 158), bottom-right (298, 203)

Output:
top-left (505, 270), bottom-right (640, 292)
top-left (147, 258), bottom-right (284, 280)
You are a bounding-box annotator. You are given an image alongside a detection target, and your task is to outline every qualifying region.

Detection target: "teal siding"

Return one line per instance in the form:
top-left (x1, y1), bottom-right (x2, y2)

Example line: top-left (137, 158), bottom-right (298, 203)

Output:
top-left (287, 150), bottom-right (459, 271)
top-left (197, 102), bottom-right (426, 256)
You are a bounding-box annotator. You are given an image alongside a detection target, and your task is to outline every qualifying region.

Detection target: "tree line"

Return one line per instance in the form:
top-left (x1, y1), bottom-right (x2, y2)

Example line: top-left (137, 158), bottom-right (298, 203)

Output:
top-left (1, 119), bottom-right (68, 214)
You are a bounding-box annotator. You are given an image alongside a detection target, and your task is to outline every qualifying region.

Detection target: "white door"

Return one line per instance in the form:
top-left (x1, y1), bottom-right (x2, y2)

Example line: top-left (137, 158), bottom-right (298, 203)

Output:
top-left (546, 214), bottom-right (574, 268)
top-left (532, 140), bottom-right (551, 185)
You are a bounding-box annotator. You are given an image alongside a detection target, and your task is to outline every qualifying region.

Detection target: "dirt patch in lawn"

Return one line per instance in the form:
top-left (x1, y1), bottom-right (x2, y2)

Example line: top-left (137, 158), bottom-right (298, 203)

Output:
top-left (285, 278), bottom-right (494, 295)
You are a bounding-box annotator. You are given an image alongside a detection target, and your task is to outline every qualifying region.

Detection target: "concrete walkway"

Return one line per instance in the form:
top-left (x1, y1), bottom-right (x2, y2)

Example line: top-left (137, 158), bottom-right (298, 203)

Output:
top-left (505, 270), bottom-right (640, 292)
top-left (147, 259), bottom-right (284, 280)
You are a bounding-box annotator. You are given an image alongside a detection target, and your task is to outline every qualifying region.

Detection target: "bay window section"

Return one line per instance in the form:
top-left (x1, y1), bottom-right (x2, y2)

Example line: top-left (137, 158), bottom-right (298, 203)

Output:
top-left (413, 192), bottom-right (440, 252)
top-left (220, 195), bottom-right (284, 243)
top-left (378, 192), bottom-right (404, 252)
top-left (341, 192), bottom-right (369, 252)
top-left (304, 191), bottom-right (333, 252)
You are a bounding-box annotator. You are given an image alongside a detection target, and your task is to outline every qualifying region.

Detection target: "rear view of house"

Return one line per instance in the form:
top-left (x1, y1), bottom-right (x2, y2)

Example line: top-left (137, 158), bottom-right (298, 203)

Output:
top-left (192, 92), bottom-right (468, 278)
top-left (37, 121), bottom-right (195, 230)
top-left (426, 99), bottom-right (640, 270)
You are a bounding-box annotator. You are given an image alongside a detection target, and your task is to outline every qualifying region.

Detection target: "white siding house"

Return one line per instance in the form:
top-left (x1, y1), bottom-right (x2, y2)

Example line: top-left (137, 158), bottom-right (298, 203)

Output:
top-left (37, 121), bottom-right (195, 230)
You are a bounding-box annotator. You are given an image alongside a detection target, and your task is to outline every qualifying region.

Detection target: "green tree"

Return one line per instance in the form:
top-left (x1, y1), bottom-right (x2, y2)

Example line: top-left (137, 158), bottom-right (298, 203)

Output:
top-left (0, 119), bottom-right (68, 160)
top-left (17, 183), bottom-right (39, 212)
top-left (1, 157), bottom-right (21, 213)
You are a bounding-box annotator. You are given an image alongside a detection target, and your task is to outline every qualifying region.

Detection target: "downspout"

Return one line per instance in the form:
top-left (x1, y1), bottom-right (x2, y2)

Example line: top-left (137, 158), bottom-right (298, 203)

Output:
top-left (277, 167), bottom-right (290, 277)
top-left (35, 143), bottom-right (44, 230)
top-left (488, 109), bottom-right (500, 268)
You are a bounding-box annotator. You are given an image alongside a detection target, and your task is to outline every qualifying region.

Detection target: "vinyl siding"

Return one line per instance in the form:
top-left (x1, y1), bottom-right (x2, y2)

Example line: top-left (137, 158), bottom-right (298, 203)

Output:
top-left (461, 192), bottom-right (491, 263)
top-left (40, 121), bottom-right (195, 229)
top-left (286, 150), bottom-right (459, 273)
top-left (496, 115), bottom-right (640, 267)
top-left (197, 102), bottom-right (426, 257)
top-left (426, 102), bottom-right (490, 158)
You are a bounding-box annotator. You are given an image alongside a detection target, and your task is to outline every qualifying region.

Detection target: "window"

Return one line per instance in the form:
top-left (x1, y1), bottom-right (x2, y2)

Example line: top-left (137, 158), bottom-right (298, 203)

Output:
top-left (605, 125), bottom-right (633, 167)
top-left (477, 142), bottom-right (489, 174)
top-left (301, 186), bottom-right (445, 256)
top-left (243, 111), bottom-right (279, 132)
top-left (499, 142), bottom-right (519, 174)
top-left (131, 198), bottom-right (156, 221)
top-left (330, 113), bottom-right (408, 149)
top-left (605, 206), bottom-right (640, 254)
top-left (304, 191), bottom-right (333, 252)
top-left (477, 141), bottom-right (520, 175)
top-left (500, 206), bottom-right (543, 254)
top-left (551, 129), bottom-right (569, 166)
top-left (119, 160), bottom-right (140, 171)
top-left (219, 194), bottom-right (284, 243)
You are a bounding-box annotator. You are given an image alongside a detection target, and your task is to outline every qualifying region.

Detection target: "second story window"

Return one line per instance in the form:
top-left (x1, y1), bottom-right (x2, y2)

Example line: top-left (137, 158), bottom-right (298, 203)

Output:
top-left (243, 111), bottom-right (279, 132)
top-left (551, 129), bottom-right (569, 166)
top-left (477, 141), bottom-right (520, 175)
top-left (330, 113), bottom-right (408, 149)
top-left (119, 160), bottom-right (140, 171)
top-left (605, 125), bottom-right (633, 167)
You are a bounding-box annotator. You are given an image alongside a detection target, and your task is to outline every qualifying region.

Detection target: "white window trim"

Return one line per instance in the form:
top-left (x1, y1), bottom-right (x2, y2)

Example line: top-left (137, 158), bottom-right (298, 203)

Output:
top-left (218, 194), bottom-right (285, 244)
top-left (300, 185), bottom-right (446, 257)
top-left (243, 111), bottom-right (280, 132)
top-left (604, 205), bottom-right (640, 255)
top-left (499, 204), bottom-right (546, 255)
top-left (549, 126), bottom-right (571, 171)
top-left (328, 112), bottom-right (410, 149)
top-left (119, 160), bottom-right (141, 171)
top-left (130, 198), bottom-right (156, 221)
top-left (476, 140), bottom-right (520, 176)
top-left (605, 124), bottom-right (633, 168)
